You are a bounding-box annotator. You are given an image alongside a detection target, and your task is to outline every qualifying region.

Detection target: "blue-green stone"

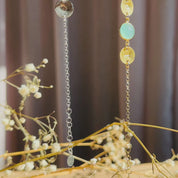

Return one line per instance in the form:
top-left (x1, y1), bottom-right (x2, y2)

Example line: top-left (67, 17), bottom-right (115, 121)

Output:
top-left (120, 22), bottom-right (135, 40)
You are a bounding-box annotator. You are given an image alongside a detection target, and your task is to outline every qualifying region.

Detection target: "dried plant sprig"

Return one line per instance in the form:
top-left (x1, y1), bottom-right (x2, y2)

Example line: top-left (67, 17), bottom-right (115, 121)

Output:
top-left (31, 121), bottom-right (178, 178)
top-left (0, 121), bottom-right (177, 177)
top-left (0, 59), bottom-right (61, 172)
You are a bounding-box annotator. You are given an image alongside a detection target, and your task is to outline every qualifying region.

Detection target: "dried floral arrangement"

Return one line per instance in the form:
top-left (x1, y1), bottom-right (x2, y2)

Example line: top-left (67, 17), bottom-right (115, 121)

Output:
top-left (0, 60), bottom-right (177, 178)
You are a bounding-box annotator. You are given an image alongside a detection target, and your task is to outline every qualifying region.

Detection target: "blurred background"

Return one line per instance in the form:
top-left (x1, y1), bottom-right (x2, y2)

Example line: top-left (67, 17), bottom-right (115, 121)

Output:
top-left (0, 0), bottom-right (177, 167)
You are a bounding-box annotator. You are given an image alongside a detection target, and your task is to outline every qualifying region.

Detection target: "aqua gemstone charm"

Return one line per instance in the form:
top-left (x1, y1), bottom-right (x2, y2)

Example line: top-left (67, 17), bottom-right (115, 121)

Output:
top-left (67, 155), bottom-right (74, 167)
top-left (120, 22), bottom-right (135, 40)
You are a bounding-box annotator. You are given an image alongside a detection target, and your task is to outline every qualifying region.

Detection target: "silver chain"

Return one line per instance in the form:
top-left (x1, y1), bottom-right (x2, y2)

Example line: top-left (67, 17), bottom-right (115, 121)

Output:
top-left (63, 18), bottom-right (73, 157)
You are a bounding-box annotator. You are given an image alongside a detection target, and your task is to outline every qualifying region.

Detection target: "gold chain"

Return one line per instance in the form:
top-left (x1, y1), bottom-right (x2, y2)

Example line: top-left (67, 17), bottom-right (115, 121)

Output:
top-left (119, 0), bottom-right (135, 169)
top-left (125, 63), bottom-right (130, 122)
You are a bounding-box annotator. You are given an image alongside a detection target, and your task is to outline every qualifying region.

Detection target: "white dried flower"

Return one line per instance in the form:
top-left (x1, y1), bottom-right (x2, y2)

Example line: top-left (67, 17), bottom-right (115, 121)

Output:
top-left (107, 126), bottom-right (112, 131)
top-left (25, 145), bottom-right (30, 151)
top-left (5, 170), bottom-right (12, 175)
top-left (105, 158), bottom-right (111, 165)
top-left (127, 132), bottom-right (133, 138)
top-left (40, 160), bottom-right (48, 167)
top-left (119, 133), bottom-right (124, 140)
top-left (4, 109), bottom-right (11, 116)
top-left (113, 125), bottom-right (120, 131)
top-left (16, 164), bottom-right (25, 171)
top-left (2, 118), bottom-right (9, 126)
top-left (34, 92), bottom-right (42, 99)
top-left (106, 137), bottom-right (112, 142)
top-left (96, 137), bottom-right (103, 144)
top-left (164, 159), bottom-right (175, 167)
top-left (126, 143), bottom-right (132, 149)
top-left (119, 125), bottom-right (124, 132)
top-left (32, 139), bottom-right (40, 150)
top-left (18, 85), bottom-right (30, 97)
top-left (20, 117), bottom-right (26, 124)
top-left (33, 76), bottom-right (41, 85)
top-left (29, 135), bottom-right (36, 141)
top-left (109, 151), bottom-right (115, 157)
top-left (134, 158), bottom-right (141, 165)
top-left (106, 142), bottom-right (115, 152)
top-left (29, 85), bottom-right (39, 93)
top-left (115, 160), bottom-right (122, 167)
top-left (121, 162), bottom-right (127, 170)
top-left (25, 162), bottom-right (34, 171)
top-left (8, 127), bottom-right (13, 131)
top-left (120, 147), bottom-right (126, 156)
top-left (42, 143), bottom-right (48, 150)
top-left (7, 156), bottom-right (13, 165)
top-left (25, 63), bottom-right (36, 72)
top-left (43, 134), bottom-right (52, 142)
top-left (90, 158), bottom-right (97, 165)
top-left (51, 143), bottom-right (61, 153)
top-left (42, 58), bottom-right (48, 64)
top-left (111, 164), bottom-right (117, 169)
top-left (46, 165), bottom-right (57, 172)
top-left (129, 160), bottom-right (136, 166)
top-left (9, 120), bottom-right (15, 126)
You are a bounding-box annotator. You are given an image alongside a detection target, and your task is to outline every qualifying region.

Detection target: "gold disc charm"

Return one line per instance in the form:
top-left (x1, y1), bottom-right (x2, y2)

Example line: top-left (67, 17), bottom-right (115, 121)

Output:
top-left (120, 46), bottom-right (135, 64)
top-left (121, 0), bottom-right (134, 17)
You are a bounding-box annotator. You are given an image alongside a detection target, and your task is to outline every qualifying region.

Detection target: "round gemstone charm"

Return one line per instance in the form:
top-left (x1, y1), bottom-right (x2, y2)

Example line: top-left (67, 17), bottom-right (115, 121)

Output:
top-left (67, 155), bottom-right (74, 167)
top-left (120, 22), bottom-right (135, 40)
top-left (121, 0), bottom-right (134, 16)
top-left (120, 47), bottom-right (135, 64)
top-left (55, 0), bottom-right (74, 18)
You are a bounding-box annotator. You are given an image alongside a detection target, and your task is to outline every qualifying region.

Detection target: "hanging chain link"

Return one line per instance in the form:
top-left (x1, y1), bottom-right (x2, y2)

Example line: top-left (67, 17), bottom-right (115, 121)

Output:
top-left (63, 18), bottom-right (73, 158)
top-left (125, 63), bottom-right (132, 170)
top-left (125, 63), bottom-right (130, 122)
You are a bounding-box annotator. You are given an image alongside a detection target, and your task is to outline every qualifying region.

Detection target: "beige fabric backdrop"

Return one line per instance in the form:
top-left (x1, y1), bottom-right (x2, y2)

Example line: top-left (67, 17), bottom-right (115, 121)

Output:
top-left (0, 0), bottom-right (177, 166)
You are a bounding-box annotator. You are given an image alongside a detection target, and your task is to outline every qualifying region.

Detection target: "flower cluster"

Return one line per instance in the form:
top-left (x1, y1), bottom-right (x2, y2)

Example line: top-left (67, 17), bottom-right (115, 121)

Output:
top-left (18, 59), bottom-right (52, 101)
top-left (2, 108), bottom-right (14, 131)
top-left (16, 161), bottom-right (57, 172)
top-left (1, 59), bottom-right (60, 173)
top-left (91, 124), bottom-right (140, 171)
top-left (18, 77), bottom-right (42, 99)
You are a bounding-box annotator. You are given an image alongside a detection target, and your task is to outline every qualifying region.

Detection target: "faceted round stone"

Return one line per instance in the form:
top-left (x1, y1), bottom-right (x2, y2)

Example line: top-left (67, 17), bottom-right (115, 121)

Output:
top-left (121, 0), bottom-right (134, 16)
top-left (120, 22), bottom-right (135, 40)
top-left (55, 0), bottom-right (74, 18)
top-left (67, 155), bottom-right (74, 167)
top-left (120, 47), bottom-right (135, 64)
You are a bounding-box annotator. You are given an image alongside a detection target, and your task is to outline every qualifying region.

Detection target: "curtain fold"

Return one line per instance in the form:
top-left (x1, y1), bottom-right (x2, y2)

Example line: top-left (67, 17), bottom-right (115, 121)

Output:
top-left (144, 0), bottom-right (176, 161)
top-left (173, 0), bottom-right (178, 154)
top-left (1, 0), bottom-right (177, 166)
top-left (69, 0), bottom-right (119, 163)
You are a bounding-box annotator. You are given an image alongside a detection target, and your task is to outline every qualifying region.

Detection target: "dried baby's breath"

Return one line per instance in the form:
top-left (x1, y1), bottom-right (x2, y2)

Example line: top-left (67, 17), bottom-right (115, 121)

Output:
top-left (0, 59), bottom-right (59, 173)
